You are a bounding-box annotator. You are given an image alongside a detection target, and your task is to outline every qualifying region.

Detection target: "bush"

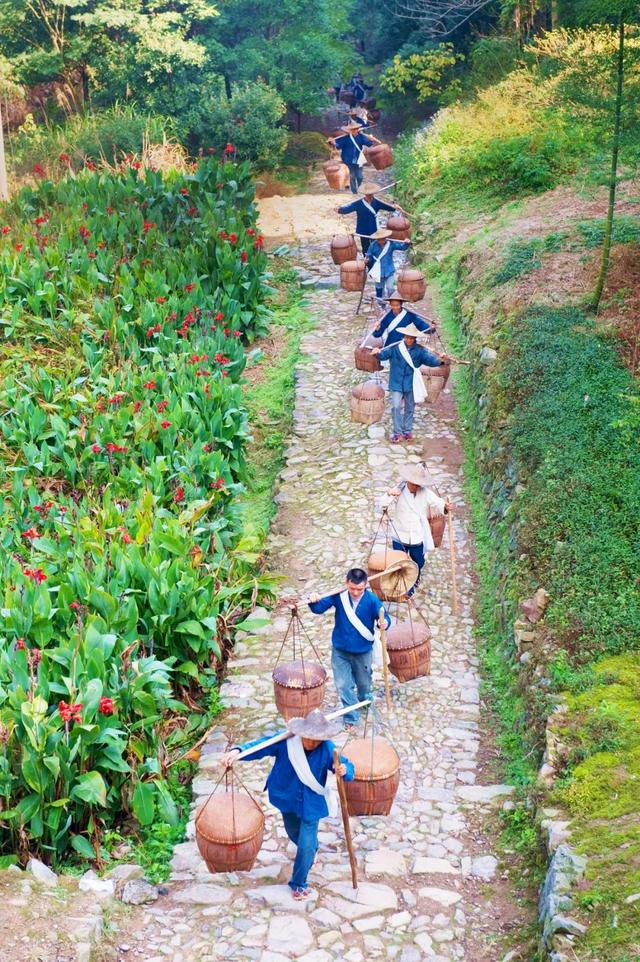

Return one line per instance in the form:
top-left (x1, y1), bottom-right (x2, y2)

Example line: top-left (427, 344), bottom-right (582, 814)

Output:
top-left (283, 132), bottom-right (331, 165)
top-left (198, 82), bottom-right (288, 168)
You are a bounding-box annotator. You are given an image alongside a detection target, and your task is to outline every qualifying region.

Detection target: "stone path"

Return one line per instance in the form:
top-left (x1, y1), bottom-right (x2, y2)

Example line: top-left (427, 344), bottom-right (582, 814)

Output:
top-left (105, 171), bottom-right (528, 962)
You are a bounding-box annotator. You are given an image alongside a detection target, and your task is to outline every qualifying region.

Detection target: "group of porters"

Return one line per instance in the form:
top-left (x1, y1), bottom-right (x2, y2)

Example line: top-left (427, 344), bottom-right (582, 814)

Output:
top-left (193, 108), bottom-right (457, 901)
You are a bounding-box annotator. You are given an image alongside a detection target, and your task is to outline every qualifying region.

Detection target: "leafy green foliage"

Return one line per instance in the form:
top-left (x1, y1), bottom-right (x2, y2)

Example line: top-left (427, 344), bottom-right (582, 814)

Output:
top-left (493, 232), bottom-right (567, 284)
top-left (197, 82), bottom-right (288, 168)
top-left (380, 44), bottom-right (462, 104)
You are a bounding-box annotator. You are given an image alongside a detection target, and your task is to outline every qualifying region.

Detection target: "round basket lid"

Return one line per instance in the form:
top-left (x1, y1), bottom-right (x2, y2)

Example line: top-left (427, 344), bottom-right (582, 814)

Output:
top-left (354, 336), bottom-right (383, 350)
top-left (386, 621), bottom-right (431, 651)
top-left (353, 381), bottom-right (384, 401)
top-left (343, 736), bottom-right (400, 779)
top-left (387, 215), bottom-right (410, 229)
top-left (332, 234), bottom-right (355, 246)
top-left (272, 659), bottom-right (327, 689)
top-left (196, 791), bottom-right (264, 843)
top-left (398, 268), bottom-right (423, 281)
top-left (341, 260), bottom-right (364, 270)
top-left (367, 548), bottom-right (410, 573)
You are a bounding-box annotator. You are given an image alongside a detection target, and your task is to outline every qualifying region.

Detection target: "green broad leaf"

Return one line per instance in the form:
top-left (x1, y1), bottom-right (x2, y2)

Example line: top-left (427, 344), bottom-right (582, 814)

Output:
top-left (155, 781), bottom-right (179, 826)
top-left (71, 771), bottom-right (107, 807)
top-left (235, 616), bottom-right (270, 632)
top-left (132, 781), bottom-right (155, 826)
top-left (71, 835), bottom-right (95, 859)
top-left (43, 755), bottom-right (61, 780)
top-left (176, 660), bottom-right (200, 677)
top-left (175, 620), bottom-right (205, 638)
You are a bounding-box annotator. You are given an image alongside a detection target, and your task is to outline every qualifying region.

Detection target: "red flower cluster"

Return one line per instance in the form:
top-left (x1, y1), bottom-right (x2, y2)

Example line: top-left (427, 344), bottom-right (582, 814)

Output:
top-left (210, 478), bottom-right (225, 490)
top-left (143, 220), bottom-right (156, 234)
top-left (146, 324), bottom-right (162, 337)
top-left (179, 188), bottom-right (189, 196)
top-left (223, 143), bottom-right (236, 157)
top-left (133, 400), bottom-right (142, 413)
top-left (24, 568), bottom-right (47, 584)
top-left (85, 160), bottom-right (97, 171)
top-left (120, 528), bottom-right (133, 544)
top-left (91, 443), bottom-right (102, 454)
top-left (240, 251), bottom-right (248, 263)
top-left (108, 393), bottom-right (124, 406)
top-left (15, 243), bottom-right (23, 252)
top-left (1, 225), bottom-right (10, 235)
top-left (187, 206), bottom-right (198, 217)
top-left (79, 225), bottom-right (91, 240)
top-left (33, 164), bottom-right (46, 179)
top-left (184, 283), bottom-right (195, 292)
top-left (156, 296), bottom-right (166, 304)
top-left (34, 501), bottom-right (54, 514)
top-left (157, 400), bottom-right (169, 412)
top-left (15, 638), bottom-right (26, 651)
top-left (247, 228), bottom-right (256, 236)
top-left (215, 311), bottom-right (225, 322)
top-left (99, 696), bottom-right (115, 716)
top-left (174, 486), bottom-right (185, 504)
top-left (214, 353), bottom-right (230, 365)
top-left (233, 330), bottom-right (241, 337)
top-left (58, 700), bottom-right (83, 724)
top-left (254, 235), bottom-right (264, 249)
top-left (143, 379), bottom-right (157, 390)
top-left (105, 442), bottom-right (126, 454)
top-left (59, 153), bottom-right (71, 164)
top-left (21, 528), bottom-right (39, 541)
top-left (70, 601), bottom-right (83, 611)
top-left (34, 215), bottom-right (48, 226)
top-left (160, 419), bottom-right (172, 429)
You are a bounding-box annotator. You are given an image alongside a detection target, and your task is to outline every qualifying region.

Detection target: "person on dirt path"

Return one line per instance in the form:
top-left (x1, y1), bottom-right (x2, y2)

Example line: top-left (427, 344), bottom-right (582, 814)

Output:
top-left (365, 229), bottom-right (411, 302)
top-left (337, 183), bottom-right (397, 255)
top-left (371, 322), bottom-right (446, 442)
top-left (347, 107), bottom-right (368, 128)
top-left (350, 73), bottom-right (373, 105)
top-left (386, 463), bottom-right (453, 593)
top-left (308, 568), bottom-right (390, 729)
top-left (220, 710), bottom-right (354, 902)
top-left (328, 121), bottom-right (382, 194)
top-left (371, 290), bottom-right (435, 346)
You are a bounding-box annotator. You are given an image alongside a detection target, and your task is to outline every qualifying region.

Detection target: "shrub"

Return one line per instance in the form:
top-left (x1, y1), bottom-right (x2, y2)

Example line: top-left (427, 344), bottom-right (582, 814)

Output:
top-left (283, 132), bottom-right (331, 165)
top-left (197, 82), bottom-right (288, 168)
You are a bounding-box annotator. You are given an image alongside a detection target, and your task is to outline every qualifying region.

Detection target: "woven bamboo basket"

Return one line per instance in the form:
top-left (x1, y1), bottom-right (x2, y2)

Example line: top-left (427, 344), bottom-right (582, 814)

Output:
top-left (354, 336), bottom-right (383, 372)
top-left (368, 548), bottom-right (418, 601)
top-left (350, 381), bottom-right (385, 424)
top-left (340, 259), bottom-right (366, 292)
top-left (323, 160), bottom-right (350, 190)
top-left (196, 792), bottom-right (264, 873)
top-left (342, 737), bottom-right (400, 816)
top-left (339, 91), bottom-right (355, 106)
top-left (365, 144), bottom-right (394, 170)
top-left (428, 506), bottom-right (446, 548)
top-left (331, 234), bottom-right (358, 265)
top-left (386, 622), bottom-right (431, 681)
top-left (421, 362), bottom-right (451, 403)
top-left (272, 660), bottom-right (327, 721)
top-left (386, 213), bottom-right (411, 241)
top-left (397, 269), bottom-right (426, 303)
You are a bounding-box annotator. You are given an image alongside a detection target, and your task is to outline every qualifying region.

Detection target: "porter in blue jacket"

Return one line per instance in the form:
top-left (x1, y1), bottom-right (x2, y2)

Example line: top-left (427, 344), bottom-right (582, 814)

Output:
top-left (339, 186), bottom-right (396, 253)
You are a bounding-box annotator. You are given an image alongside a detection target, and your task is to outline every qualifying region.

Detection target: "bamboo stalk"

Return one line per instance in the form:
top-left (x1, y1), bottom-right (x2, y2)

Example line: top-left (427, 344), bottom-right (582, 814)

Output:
top-left (334, 748), bottom-right (358, 889)
top-left (447, 507), bottom-right (459, 616)
top-left (378, 608), bottom-right (391, 711)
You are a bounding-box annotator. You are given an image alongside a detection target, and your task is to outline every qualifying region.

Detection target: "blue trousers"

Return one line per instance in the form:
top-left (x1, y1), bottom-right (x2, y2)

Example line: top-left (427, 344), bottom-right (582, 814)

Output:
top-left (331, 646), bottom-right (372, 724)
top-left (348, 163), bottom-right (364, 194)
top-left (282, 813), bottom-right (319, 890)
top-left (392, 539), bottom-right (424, 595)
top-left (375, 274), bottom-right (395, 300)
top-left (390, 390), bottom-right (415, 436)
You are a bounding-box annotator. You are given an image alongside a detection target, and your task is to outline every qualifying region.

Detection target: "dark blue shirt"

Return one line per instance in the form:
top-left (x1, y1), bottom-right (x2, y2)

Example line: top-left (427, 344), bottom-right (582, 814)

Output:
top-left (309, 589), bottom-right (390, 654)
top-left (372, 309), bottom-right (434, 346)
top-left (334, 133), bottom-right (373, 166)
top-left (366, 239), bottom-right (410, 279)
top-left (338, 197), bottom-right (395, 237)
top-left (237, 736), bottom-right (354, 820)
top-left (378, 341), bottom-right (443, 393)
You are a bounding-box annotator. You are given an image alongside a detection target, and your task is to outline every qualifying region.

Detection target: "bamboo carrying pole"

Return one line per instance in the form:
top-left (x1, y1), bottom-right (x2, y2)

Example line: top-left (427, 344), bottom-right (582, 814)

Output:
top-left (378, 607), bottom-right (391, 711)
top-left (333, 748), bottom-right (358, 889)
top-left (447, 505), bottom-right (459, 615)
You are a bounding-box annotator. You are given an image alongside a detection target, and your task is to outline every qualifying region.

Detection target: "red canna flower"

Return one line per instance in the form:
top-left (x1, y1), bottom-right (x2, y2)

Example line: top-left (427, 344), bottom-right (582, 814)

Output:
top-left (132, 160), bottom-right (142, 170)
top-left (88, 251), bottom-right (96, 259)
top-left (15, 638), bottom-right (26, 651)
top-left (215, 311), bottom-right (225, 321)
top-left (228, 233), bottom-right (238, 244)
top-left (233, 330), bottom-right (241, 337)
top-left (254, 235), bottom-right (264, 249)
top-left (157, 400), bottom-right (169, 412)
top-left (97, 240), bottom-right (106, 249)
top-left (32, 164), bottom-right (46, 179)
top-left (247, 228), bottom-right (256, 236)
top-left (99, 696), bottom-right (115, 716)
top-left (174, 486), bottom-right (185, 504)
top-left (143, 379), bottom-right (156, 390)
top-left (120, 528), bottom-right (133, 544)
top-left (91, 443), bottom-right (102, 453)
top-left (70, 601), bottom-right (82, 611)
top-left (184, 283), bottom-right (195, 292)
top-left (105, 442), bottom-right (126, 454)
top-left (59, 153), bottom-right (71, 164)
top-left (58, 700), bottom-right (83, 724)
top-left (187, 206), bottom-right (198, 217)
top-left (81, 203), bottom-right (88, 211)
top-left (203, 443), bottom-right (211, 452)
top-left (15, 243), bottom-right (23, 252)
top-left (85, 160), bottom-right (97, 171)
top-left (23, 567), bottom-right (47, 584)
top-left (156, 296), bottom-right (166, 303)
top-left (146, 327), bottom-right (157, 338)
top-left (108, 394), bottom-right (124, 406)
top-left (143, 220), bottom-right (156, 234)
top-left (210, 477), bottom-right (225, 489)
top-left (133, 400), bottom-right (142, 413)
top-left (179, 188), bottom-right (189, 196)
top-left (79, 225), bottom-right (91, 240)
top-left (160, 419), bottom-right (172, 429)
top-left (1, 226), bottom-right (10, 234)
top-left (21, 528), bottom-right (39, 540)
top-left (240, 251), bottom-right (248, 263)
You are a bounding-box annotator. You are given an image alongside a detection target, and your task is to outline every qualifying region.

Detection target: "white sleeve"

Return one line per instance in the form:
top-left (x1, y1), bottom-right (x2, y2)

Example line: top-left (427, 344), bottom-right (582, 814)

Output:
top-left (425, 488), bottom-right (446, 514)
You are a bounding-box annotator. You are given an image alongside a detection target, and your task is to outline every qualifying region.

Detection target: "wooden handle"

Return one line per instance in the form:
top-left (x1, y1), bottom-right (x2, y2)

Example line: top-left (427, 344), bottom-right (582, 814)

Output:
top-left (378, 608), bottom-right (391, 712)
top-left (231, 700), bottom-right (372, 760)
top-left (447, 508), bottom-right (459, 615)
top-left (334, 748), bottom-right (358, 889)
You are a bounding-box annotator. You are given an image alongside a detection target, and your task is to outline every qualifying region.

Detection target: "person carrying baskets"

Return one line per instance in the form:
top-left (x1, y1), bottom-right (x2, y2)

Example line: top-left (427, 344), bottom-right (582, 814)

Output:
top-left (328, 121), bottom-right (382, 195)
top-left (221, 709), bottom-right (354, 902)
top-left (365, 230), bottom-right (411, 302)
top-left (337, 183), bottom-right (398, 255)
top-left (370, 290), bottom-right (435, 346)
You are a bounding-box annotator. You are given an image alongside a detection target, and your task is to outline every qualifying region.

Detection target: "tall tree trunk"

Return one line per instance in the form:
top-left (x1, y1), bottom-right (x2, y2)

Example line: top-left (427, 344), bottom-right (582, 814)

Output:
top-left (224, 74), bottom-right (232, 101)
top-left (296, 109), bottom-right (302, 134)
top-left (0, 102), bottom-right (8, 200)
top-left (591, 15), bottom-right (625, 313)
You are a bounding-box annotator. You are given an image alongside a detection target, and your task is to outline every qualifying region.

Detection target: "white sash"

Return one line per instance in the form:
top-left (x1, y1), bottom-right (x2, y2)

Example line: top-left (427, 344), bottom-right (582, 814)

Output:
top-left (382, 308), bottom-right (406, 345)
top-left (362, 198), bottom-right (377, 218)
top-left (349, 134), bottom-right (366, 167)
top-left (369, 241), bottom-right (390, 283)
top-left (398, 341), bottom-right (428, 404)
top-left (400, 486), bottom-right (434, 553)
top-left (339, 591), bottom-right (374, 641)
top-left (286, 736), bottom-right (338, 817)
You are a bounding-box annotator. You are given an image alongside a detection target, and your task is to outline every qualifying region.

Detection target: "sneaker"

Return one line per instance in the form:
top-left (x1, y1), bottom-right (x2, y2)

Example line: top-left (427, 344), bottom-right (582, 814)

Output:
top-left (391, 434), bottom-right (402, 444)
top-left (403, 432), bottom-right (413, 441)
top-left (292, 887), bottom-right (312, 901)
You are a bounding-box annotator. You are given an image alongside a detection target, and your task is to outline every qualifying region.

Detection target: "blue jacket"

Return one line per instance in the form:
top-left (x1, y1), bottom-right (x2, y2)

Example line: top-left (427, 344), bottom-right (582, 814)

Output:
top-left (366, 239), bottom-right (410, 280)
top-left (378, 341), bottom-right (443, 393)
top-left (372, 309), bottom-right (434, 346)
top-left (334, 132), bottom-right (373, 166)
top-left (309, 589), bottom-right (390, 654)
top-left (338, 197), bottom-right (395, 238)
top-left (237, 736), bottom-right (354, 820)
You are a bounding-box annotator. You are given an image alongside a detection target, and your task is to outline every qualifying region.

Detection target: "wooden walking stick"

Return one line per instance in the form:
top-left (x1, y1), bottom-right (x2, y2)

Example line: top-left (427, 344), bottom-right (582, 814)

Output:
top-left (333, 748), bottom-right (358, 889)
top-left (378, 607), bottom-right (391, 711)
top-left (447, 503), bottom-right (459, 615)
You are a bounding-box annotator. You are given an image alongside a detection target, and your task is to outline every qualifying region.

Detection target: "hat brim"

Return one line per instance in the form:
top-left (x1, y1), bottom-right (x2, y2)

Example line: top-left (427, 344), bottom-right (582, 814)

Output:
top-left (396, 324), bottom-right (423, 337)
top-left (371, 230), bottom-right (393, 240)
top-left (360, 183), bottom-right (380, 195)
top-left (385, 291), bottom-right (405, 302)
top-left (287, 715), bottom-right (342, 739)
top-left (400, 465), bottom-right (430, 487)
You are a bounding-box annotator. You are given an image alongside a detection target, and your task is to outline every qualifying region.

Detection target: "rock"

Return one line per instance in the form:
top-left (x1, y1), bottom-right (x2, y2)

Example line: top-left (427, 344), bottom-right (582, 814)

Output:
top-left (78, 871), bottom-right (115, 896)
top-left (479, 347), bottom-right (497, 364)
top-left (545, 915), bottom-right (587, 939)
top-left (467, 856), bottom-right (498, 880)
top-left (364, 848), bottom-right (407, 878)
top-left (247, 884), bottom-right (318, 912)
top-left (261, 953), bottom-right (291, 962)
top-left (353, 915), bottom-right (385, 933)
top-left (298, 952), bottom-right (331, 962)
top-left (412, 857), bottom-right (458, 876)
top-left (414, 932), bottom-right (434, 954)
top-left (26, 858), bottom-right (57, 886)
top-left (456, 784), bottom-right (514, 804)
top-left (419, 886), bottom-right (462, 907)
top-left (625, 892), bottom-right (640, 904)
top-left (389, 910), bottom-right (412, 928)
top-left (105, 863), bottom-right (144, 882)
top-left (117, 878), bottom-right (158, 905)
top-left (266, 915), bottom-right (313, 958)
top-left (520, 588), bottom-right (549, 623)
top-left (327, 881), bottom-right (397, 910)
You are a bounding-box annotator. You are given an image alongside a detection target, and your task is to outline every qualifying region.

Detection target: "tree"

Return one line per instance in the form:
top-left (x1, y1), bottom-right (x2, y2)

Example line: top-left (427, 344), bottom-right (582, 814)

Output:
top-left (531, 6), bottom-right (640, 312)
top-left (380, 43), bottom-right (463, 104)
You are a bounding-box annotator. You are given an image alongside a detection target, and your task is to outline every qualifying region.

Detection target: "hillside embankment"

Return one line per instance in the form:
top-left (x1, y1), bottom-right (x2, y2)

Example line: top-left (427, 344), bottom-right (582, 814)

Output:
top-left (398, 160), bottom-right (640, 962)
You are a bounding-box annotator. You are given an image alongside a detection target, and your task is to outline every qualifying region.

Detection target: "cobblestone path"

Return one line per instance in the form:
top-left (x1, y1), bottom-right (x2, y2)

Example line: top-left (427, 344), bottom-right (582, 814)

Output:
top-left (115, 173), bottom-right (528, 962)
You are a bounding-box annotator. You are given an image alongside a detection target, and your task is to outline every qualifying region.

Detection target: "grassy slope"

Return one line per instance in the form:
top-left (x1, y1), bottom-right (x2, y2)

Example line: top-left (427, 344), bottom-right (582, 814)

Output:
top-left (403, 157), bottom-right (640, 960)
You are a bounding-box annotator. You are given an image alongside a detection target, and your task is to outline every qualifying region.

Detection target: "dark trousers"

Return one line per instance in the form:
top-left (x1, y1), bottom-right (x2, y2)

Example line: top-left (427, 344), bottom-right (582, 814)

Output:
top-left (348, 163), bottom-right (364, 194)
top-left (361, 237), bottom-right (371, 255)
top-left (282, 813), bottom-right (319, 890)
top-left (331, 646), bottom-right (372, 724)
top-left (392, 539), bottom-right (425, 595)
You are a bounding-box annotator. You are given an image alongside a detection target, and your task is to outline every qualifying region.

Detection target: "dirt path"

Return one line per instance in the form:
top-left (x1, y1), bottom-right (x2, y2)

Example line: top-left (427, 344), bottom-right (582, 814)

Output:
top-left (97, 167), bottom-right (534, 962)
